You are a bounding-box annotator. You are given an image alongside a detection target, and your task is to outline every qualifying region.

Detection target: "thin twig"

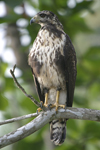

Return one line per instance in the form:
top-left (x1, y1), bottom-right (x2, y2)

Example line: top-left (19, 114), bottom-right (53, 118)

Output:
top-left (0, 112), bottom-right (39, 125)
top-left (10, 65), bottom-right (41, 108)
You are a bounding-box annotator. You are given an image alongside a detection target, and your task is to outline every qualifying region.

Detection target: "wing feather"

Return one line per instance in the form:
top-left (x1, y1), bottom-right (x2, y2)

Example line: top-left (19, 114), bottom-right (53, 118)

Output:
top-left (63, 34), bottom-right (77, 107)
top-left (31, 68), bottom-right (45, 103)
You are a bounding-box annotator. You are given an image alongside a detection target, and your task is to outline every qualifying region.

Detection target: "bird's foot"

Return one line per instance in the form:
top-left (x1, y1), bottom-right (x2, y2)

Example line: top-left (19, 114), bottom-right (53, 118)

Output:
top-left (50, 103), bottom-right (65, 111)
top-left (49, 90), bottom-right (65, 112)
top-left (37, 101), bottom-right (43, 113)
top-left (37, 92), bottom-right (49, 113)
top-left (41, 92), bottom-right (49, 108)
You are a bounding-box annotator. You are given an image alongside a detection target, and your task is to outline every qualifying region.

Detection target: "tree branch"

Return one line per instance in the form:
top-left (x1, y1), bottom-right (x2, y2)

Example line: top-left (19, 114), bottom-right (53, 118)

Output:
top-left (10, 65), bottom-right (41, 108)
top-left (0, 107), bottom-right (100, 148)
top-left (0, 113), bottom-right (39, 125)
top-left (6, 65), bottom-right (100, 149)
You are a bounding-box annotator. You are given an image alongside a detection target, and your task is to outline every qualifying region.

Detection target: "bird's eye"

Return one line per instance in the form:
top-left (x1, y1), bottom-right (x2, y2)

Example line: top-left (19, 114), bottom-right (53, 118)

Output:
top-left (40, 14), bottom-right (45, 18)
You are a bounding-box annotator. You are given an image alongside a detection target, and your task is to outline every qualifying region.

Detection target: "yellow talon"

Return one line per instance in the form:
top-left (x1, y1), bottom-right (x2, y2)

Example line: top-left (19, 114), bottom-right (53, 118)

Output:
top-left (37, 107), bottom-right (42, 112)
top-left (37, 93), bottom-right (49, 112)
top-left (37, 90), bottom-right (65, 112)
top-left (37, 101), bottom-right (43, 112)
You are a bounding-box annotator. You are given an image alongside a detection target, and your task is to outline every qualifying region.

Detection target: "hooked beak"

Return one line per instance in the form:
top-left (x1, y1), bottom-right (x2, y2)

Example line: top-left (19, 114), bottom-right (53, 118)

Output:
top-left (30, 15), bottom-right (40, 25)
top-left (30, 17), bottom-right (36, 25)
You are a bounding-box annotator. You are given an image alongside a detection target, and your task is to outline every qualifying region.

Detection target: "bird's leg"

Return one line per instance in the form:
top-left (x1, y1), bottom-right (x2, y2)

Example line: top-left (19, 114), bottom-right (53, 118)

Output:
top-left (42, 88), bottom-right (49, 107)
top-left (44, 92), bottom-right (48, 107)
top-left (50, 89), bottom-right (65, 111)
top-left (55, 90), bottom-right (60, 111)
top-left (37, 89), bottom-right (49, 112)
top-left (55, 90), bottom-right (65, 111)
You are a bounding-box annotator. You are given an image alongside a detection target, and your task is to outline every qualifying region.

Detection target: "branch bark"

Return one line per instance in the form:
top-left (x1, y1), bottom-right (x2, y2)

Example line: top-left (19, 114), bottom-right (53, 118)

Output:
top-left (0, 113), bottom-right (38, 125)
top-left (0, 107), bottom-right (100, 148)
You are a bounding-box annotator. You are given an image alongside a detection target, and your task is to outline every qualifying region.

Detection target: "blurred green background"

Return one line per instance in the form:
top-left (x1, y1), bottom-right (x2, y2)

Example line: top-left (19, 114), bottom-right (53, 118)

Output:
top-left (0, 0), bottom-right (100, 150)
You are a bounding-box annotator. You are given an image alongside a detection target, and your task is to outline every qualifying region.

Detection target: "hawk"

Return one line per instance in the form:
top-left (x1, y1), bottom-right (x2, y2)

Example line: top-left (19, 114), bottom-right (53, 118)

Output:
top-left (28, 10), bottom-right (77, 145)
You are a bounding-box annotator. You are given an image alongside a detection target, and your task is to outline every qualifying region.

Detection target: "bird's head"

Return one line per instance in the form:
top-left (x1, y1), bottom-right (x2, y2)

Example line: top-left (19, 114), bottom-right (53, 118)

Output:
top-left (30, 10), bottom-right (63, 30)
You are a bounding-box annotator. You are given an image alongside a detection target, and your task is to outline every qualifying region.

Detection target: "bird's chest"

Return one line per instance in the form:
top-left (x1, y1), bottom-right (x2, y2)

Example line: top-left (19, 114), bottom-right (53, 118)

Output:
top-left (30, 30), bottom-right (66, 89)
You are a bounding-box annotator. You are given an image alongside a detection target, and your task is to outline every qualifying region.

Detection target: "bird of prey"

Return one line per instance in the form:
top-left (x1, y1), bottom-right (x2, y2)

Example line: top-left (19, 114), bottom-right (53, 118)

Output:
top-left (28, 10), bottom-right (77, 145)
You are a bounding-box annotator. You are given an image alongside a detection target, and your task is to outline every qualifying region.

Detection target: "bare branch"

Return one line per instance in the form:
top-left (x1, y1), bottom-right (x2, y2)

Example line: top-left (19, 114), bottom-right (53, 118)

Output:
top-left (10, 65), bottom-right (41, 108)
top-left (0, 107), bottom-right (100, 148)
top-left (0, 113), bottom-right (39, 126)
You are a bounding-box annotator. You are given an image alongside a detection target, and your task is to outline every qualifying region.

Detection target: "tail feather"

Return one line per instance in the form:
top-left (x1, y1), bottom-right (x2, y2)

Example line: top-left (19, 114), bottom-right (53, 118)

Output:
top-left (50, 119), bottom-right (66, 145)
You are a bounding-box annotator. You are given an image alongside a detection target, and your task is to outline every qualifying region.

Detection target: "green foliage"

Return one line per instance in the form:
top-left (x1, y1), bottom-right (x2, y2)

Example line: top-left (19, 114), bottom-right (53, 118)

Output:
top-left (0, 0), bottom-right (100, 150)
top-left (3, 0), bottom-right (23, 7)
top-left (0, 94), bottom-right (9, 110)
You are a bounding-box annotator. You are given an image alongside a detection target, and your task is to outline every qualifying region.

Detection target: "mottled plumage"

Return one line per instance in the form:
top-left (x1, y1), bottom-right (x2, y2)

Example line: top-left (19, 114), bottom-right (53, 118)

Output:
top-left (28, 10), bottom-right (77, 145)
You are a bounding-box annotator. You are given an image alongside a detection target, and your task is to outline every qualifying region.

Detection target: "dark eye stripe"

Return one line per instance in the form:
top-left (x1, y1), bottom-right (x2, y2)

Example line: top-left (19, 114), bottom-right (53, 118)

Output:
top-left (40, 14), bottom-right (45, 18)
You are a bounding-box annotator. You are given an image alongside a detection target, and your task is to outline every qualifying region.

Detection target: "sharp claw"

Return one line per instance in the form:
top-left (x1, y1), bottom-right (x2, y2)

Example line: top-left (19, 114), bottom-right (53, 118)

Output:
top-left (54, 103), bottom-right (65, 112)
top-left (36, 109), bottom-right (39, 114)
top-left (40, 101), bottom-right (43, 108)
top-left (48, 104), bottom-right (52, 110)
top-left (37, 107), bottom-right (42, 112)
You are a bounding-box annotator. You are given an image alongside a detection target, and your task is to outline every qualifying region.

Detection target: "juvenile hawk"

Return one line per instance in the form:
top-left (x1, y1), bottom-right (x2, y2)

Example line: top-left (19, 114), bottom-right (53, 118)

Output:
top-left (28, 10), bottom-right (77, 145)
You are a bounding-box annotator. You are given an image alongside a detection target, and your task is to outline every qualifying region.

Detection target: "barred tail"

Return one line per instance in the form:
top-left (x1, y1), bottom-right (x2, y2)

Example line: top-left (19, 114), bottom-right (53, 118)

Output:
top-left (50, 119), bottom-right (66, 145)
